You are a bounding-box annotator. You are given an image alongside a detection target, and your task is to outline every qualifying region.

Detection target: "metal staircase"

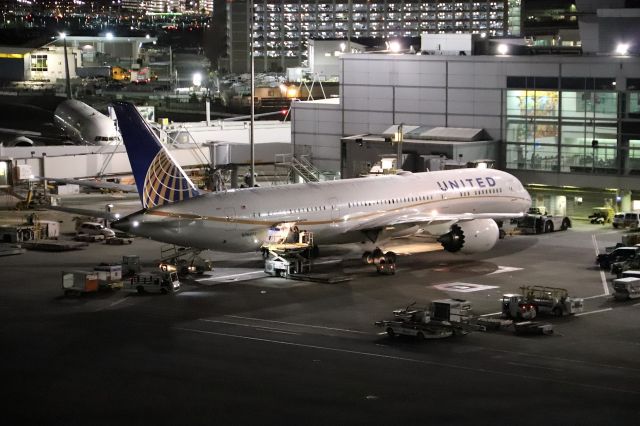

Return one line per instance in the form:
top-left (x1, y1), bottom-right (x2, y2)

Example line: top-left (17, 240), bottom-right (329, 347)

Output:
top-left (274, 153), bottom-right (336, 183)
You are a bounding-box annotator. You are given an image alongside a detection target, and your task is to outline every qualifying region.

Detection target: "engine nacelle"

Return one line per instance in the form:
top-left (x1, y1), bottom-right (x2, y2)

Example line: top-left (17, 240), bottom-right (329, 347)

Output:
top-left (437, 219), bottom-right (499, 254)
top-left (7, 136), bottom-right (35, 147)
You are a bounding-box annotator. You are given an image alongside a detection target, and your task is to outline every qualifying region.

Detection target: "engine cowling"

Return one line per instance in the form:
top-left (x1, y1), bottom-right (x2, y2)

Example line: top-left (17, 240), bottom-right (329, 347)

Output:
top-left (437, 219), bottom-right (499, 254)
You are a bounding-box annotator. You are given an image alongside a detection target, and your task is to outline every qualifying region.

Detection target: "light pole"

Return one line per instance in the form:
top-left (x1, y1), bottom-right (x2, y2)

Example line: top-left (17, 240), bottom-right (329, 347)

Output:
top-left (249, 0), bottom-right (255, 187)
top-left (60, 32), bottom-right (72, 99)
top-left (396, 123), bottom-right (403, 171)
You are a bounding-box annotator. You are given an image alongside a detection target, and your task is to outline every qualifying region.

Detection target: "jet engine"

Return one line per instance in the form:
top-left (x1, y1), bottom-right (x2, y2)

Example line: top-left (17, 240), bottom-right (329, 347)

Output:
top-left (8, 136), bottom-right (35, 147)
top-left (437, 219), bottom-right (499, 254)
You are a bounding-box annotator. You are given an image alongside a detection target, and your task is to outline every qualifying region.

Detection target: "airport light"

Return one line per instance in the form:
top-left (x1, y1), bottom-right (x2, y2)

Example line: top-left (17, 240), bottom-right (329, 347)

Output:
top-left (389, 41), bottom-right (401, 53)
top-left (340, 42), bottom-right (346, 52)
top-left (192, 72), bottom-right (202, 87)
top-left (616, 43), bottom-right (630, 56)
top-left (497, 44), bottom-right (509, 55)
top-left (106, 32), bottom-right (114, 40)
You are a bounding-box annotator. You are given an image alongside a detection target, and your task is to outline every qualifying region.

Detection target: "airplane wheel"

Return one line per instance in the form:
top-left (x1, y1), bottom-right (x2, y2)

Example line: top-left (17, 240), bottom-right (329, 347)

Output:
top-left (372, 248), bottom-right (384, 263)
top-left (362, 251), bottom-right (373, 265)
top-left (386, 327), bottom-right (395, 337)
top-left (384, 251), bottom-right (397, 264)
top-left (136, 286), bottom-right (145, 294)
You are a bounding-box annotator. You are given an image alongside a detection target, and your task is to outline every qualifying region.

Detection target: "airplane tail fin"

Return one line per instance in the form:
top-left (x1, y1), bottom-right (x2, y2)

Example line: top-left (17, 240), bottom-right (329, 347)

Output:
top-left (110, 101), bottom-right (199, 209)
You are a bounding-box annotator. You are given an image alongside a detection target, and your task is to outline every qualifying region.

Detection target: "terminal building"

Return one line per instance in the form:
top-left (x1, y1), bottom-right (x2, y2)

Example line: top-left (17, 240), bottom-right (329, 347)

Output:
top-left (291, 24), bottom-right (640, 218)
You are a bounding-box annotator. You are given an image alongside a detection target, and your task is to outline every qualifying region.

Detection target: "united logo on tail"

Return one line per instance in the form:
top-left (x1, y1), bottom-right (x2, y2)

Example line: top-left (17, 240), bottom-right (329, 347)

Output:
top-left (111, 101), bottom-right (200, 209)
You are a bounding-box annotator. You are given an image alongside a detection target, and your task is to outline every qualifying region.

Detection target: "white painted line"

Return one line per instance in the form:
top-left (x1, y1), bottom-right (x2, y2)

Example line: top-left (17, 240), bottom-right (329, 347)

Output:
top-left (108, 298), bottom-right (127, 308)
top-left (592, 234), bottom-right (610, 296)
top-left (432, 282), bottom-right (499, 293)
top-left (253, 328), bottom-right (299, 336)
top-left (174, 327), bottom-right (640, 395)
top-left (583, 293), bottom-right (609, 300)
top-left (633, 302), bottom-right (640, 307)
top-left (197, 270), bottom-right (265, 282)
top-left (479, 311), bottom-right (502, 317)
top-left (592, 234), bottom-right (600, 256)
top-left (224, 315), bottom-right (368, 334)
top-left (506, 361), bottom-right (563, 372)
top-left (377, 331), bottom-right (387, 336)
top-left (575, 308), bottom-right (613, 317)
top-left (488, 266), bottom-right (523, 275)
top-left (199, 319), bottom-right (300, 335)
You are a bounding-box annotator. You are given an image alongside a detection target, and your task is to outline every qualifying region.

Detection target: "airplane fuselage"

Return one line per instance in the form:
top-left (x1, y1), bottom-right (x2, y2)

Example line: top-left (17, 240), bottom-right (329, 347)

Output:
top-left (113, 168), bottom-right (531, 252)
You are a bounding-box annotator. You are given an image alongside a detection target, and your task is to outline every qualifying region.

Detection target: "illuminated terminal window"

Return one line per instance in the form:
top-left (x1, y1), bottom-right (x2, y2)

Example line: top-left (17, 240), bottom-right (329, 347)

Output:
top-left (505, 76), bottom-right (624, 174)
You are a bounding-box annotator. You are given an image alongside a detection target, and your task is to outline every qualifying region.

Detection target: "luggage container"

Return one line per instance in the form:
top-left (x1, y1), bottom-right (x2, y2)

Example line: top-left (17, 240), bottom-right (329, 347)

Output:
top-left (62, 271), bottom-right (99, 296)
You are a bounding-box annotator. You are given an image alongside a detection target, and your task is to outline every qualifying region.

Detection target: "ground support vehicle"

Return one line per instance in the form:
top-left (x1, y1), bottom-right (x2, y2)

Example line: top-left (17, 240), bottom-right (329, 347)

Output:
top-left (589, 207), bottom-right (615, 224)
top-left (613, 277), bottom-right (640, 300)
top-left (613, 212), bottom-right (640, 229)
top-left (597, 246), bottom-right (639, 271)
top-left (621, 270), bottom-right (640, 278)
top-left (375, 299), bottom-right (484, 340)
top-left (158, 245), bottom-right (213, 277)
top-left (74, 234), bottom-right (105, 242)
top-left (612, 257), bottom-right (640, 277)
top-left (516, 207), bottom-right (571, 234)
top-left (76, 222), bottom-right (116, 239)
top-left (518, 286), bottom-right (584, 316)
top-left (121, 255), bottom-right (141, 277)
top-left (123, 271), bottom-right (180, 294)
top-left (105, 237), bottom-right (133, 245)
top-left (94, 264), bottom-right (123, 290)
top-left (62, 271), bottom-right (99, 296)
top-left (513, 321), bottom-right (554, 335)
top-left (262, 225), bottom-right (314, 278)
top-left (501, 294), bottom-right (538, 320)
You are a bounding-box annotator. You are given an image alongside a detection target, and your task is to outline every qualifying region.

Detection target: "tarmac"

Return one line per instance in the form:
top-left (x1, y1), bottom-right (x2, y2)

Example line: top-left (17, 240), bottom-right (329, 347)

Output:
top-left (1, 208), bottom-right (639, 425)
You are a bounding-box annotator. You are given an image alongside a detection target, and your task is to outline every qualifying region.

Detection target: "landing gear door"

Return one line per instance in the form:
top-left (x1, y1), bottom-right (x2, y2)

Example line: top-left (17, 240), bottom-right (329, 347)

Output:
top-left (223, 207), bottom-right (236, 230)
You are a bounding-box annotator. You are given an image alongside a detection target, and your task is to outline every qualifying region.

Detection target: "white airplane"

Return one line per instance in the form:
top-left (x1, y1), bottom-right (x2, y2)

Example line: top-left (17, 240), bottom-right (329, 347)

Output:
top-left (1, 99), bottom-right (121, 147)
top-left (110, 101), bottom-right (531, 264)
top-left (54, 99), bottom-right (121, 146)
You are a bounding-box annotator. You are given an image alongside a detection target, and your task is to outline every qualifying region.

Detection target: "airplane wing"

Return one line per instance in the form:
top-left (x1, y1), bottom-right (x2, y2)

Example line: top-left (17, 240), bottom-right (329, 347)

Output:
top-left (46, 205), bottom-right (121, 222)
top-left (39, 177), bottom-right (138, 193)
top-left (343, 211), bottom-right (523, 233)
top-left (0, 127), bottom-right (42, 137)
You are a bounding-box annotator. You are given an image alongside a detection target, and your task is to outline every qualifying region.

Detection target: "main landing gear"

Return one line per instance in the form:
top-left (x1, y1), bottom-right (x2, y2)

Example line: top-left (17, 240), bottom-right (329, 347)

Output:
top-left (362, 248), bottom-right (397, 275)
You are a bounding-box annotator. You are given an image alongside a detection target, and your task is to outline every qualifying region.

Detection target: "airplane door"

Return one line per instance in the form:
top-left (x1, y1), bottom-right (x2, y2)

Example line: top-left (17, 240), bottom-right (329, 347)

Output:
top-left (329, 197), bottom-right (339, 224)
top-left (223, 207), bottom-right (236, 230)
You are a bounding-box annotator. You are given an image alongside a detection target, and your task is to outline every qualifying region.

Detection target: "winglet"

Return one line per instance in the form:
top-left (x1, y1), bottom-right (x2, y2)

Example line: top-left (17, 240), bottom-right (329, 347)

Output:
top-left (110, 101), bottom-right (199, 209)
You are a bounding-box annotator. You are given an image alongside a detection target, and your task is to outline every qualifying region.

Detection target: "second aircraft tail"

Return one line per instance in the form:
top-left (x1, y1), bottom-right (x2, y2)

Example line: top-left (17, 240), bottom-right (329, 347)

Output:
top-left (111, 101), bottom-right (200, 209)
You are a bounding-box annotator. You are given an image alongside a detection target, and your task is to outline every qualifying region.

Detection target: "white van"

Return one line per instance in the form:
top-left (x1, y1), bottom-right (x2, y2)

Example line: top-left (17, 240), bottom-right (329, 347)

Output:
top-left (613, 213), bottom-right (640, 229)
top-left (76, 222), bottom-right (116, 238)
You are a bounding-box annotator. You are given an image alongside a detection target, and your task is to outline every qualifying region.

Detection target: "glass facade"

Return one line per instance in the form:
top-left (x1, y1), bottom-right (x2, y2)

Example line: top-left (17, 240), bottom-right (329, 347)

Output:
top-left (503, 78), bottom-right (639, 175)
